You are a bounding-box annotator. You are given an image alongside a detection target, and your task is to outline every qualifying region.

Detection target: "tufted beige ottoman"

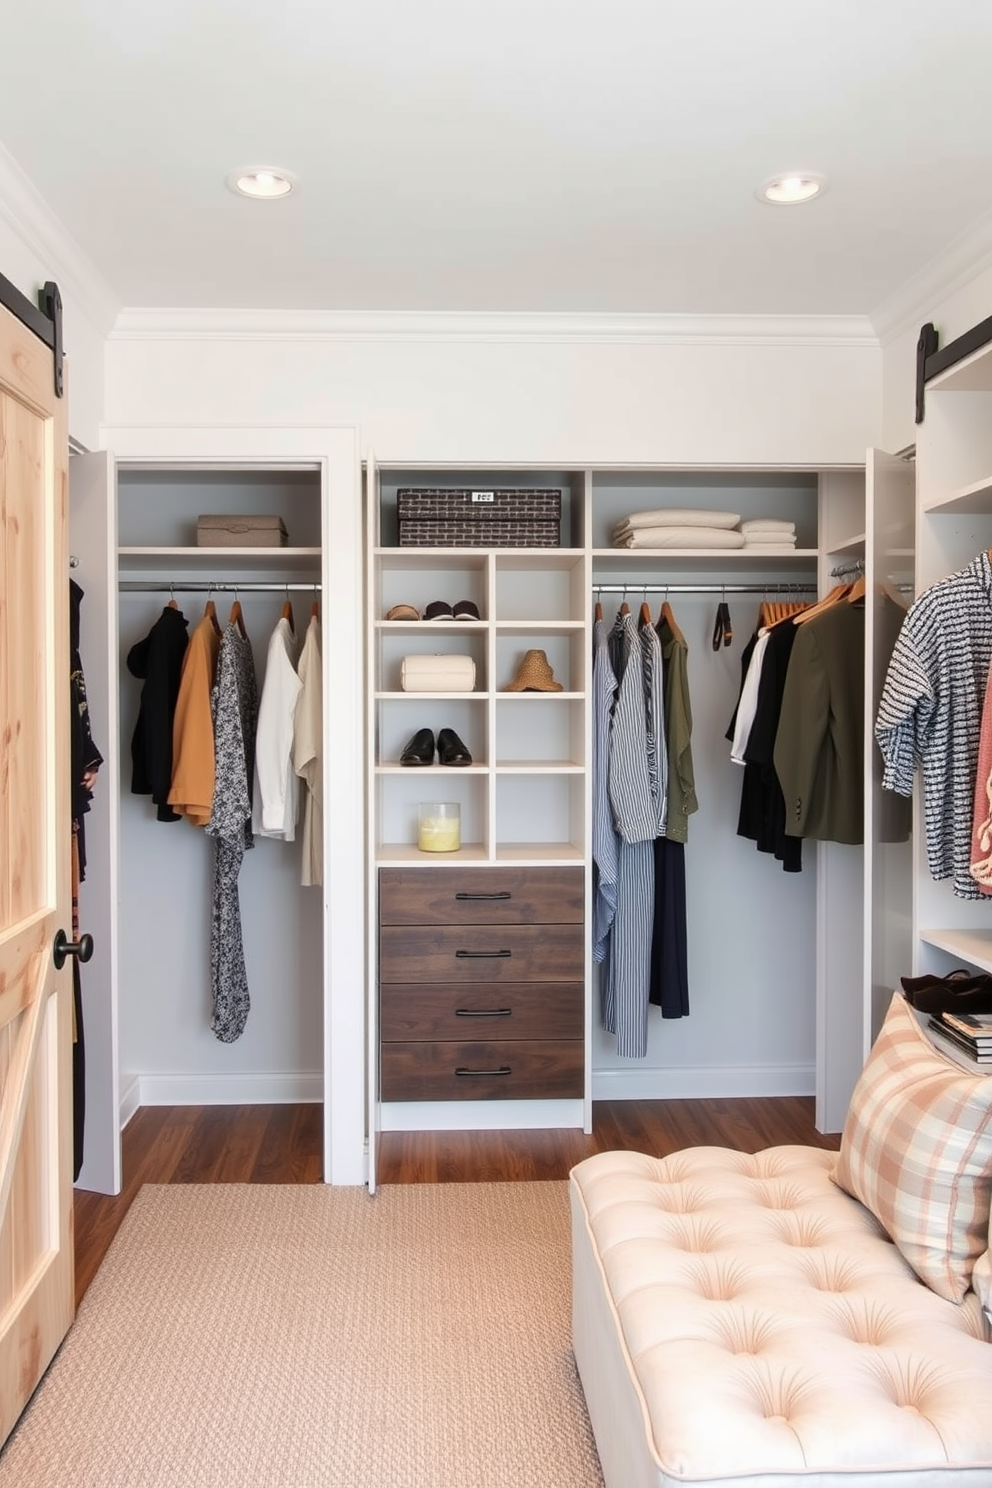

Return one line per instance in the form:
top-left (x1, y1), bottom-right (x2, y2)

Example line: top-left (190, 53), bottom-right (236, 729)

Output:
top-left (570, 1147), bottom-right (992, 1488)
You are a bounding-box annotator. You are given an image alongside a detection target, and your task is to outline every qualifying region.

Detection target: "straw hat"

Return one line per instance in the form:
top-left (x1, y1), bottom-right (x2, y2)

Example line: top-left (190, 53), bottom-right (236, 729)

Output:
top-left (503, 648), bottom-right (563, 692)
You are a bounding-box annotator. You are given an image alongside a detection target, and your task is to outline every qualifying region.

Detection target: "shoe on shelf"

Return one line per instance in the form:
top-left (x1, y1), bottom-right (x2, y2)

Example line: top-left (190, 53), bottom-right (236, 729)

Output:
top-left (437, 727), bottom-right (472, 766)
top-left (423, 600), bottom-right (455, 620)
top-left (909, 983), bottom-right (992, 1015)
top-left (900, 968), bottom-right (975, 992)
top-left (400, 727), bottom-right (435, 766)
top-left (385, 603), bottom-right (420, 621)
top-left (452, 599), bottom-right (481, 620)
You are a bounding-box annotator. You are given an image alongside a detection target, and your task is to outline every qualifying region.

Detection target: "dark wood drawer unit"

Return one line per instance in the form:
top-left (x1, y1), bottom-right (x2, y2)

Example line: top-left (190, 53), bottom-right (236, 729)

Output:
top-left (380, 982), bottom-right (584, 1042)
top-left (378, 866), bottom-right (585, 1106)
top-left (379, 866), bottom-right (583, 925)
top-left (381, 1039), bottom-right (584, 1101)
top-left (379, 924), bottom-right (584, 983)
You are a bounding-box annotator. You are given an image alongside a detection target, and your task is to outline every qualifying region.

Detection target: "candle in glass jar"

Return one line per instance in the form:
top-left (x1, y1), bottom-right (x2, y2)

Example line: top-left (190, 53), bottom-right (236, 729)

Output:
top-left (418, 802), bottom-right (460, 852)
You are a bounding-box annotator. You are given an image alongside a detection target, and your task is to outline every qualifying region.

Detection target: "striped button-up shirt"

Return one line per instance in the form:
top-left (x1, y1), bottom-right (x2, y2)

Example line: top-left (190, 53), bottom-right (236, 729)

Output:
top-left (875, 550), bottom-right (992, 900)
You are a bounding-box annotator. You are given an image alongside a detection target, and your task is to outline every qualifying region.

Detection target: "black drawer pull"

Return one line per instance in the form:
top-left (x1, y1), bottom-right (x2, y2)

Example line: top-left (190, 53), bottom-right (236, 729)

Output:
top-left (455, 891), bottom-right (511, 901)
top-left (455, 948), bottom-right (511, 959)
top-left (455, 1007), bottom-right (512, 1018)
top-left (454, 1066), bottom-right (512, 1078)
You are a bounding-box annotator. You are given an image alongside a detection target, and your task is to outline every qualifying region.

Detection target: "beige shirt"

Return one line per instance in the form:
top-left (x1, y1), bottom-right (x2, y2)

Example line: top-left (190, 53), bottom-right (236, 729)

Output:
top-left (292, 615), bottom-right (323, 886)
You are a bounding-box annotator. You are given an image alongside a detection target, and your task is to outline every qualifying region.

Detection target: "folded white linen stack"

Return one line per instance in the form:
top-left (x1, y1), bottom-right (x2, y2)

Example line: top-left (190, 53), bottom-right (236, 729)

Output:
top-left (611, 507), bottom-right (745, 550)
top-left (739, 517), bottom-right (797, 552)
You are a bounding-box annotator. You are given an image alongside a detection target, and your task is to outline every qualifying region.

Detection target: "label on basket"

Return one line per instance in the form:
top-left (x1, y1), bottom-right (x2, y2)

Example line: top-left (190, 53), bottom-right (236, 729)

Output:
top-left (471, 491), bottom-right (495, 502)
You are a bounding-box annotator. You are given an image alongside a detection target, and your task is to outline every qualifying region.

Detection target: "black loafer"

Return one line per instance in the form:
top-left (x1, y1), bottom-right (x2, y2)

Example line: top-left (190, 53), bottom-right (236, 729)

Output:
top-left (400, 727), bottom-right (435, 766)
top-left (437, 727), bottom-right (472, 766)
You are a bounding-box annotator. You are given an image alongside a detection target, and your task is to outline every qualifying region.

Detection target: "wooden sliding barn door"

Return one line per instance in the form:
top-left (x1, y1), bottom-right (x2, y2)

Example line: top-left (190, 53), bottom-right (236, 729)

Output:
top-left (0, 297), bottom-right (74, 1444)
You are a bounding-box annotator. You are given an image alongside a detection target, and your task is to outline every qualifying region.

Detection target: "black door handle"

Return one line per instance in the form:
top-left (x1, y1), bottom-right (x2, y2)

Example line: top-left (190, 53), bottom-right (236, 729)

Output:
top-left (455, 949), bottom-right (511, 959)
top-left (454, 891), bottom-right (512, 901)
top-left (53, 929), bottom-right (94, 971)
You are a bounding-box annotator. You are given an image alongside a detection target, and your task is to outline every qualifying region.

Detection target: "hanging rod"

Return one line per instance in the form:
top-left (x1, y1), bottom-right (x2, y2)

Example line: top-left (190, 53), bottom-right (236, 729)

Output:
top-left (592, 582), bottom-right (817, 596)
top-left (119, 581), bottom-right (321, 593)
top-left (830, 558), bottom-right (865, 578)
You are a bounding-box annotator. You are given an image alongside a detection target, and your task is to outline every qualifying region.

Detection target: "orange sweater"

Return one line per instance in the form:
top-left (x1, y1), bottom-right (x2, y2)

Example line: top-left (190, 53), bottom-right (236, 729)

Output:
top-left (168, 612), bottom-right (221, 826)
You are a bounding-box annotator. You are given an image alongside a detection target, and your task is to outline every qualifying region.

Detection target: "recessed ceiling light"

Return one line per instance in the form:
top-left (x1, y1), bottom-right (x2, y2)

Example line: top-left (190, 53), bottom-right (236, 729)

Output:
top-left (757, 173), bottom-right (826, 206)
top-left (226, 167), bottom-right (297, 200)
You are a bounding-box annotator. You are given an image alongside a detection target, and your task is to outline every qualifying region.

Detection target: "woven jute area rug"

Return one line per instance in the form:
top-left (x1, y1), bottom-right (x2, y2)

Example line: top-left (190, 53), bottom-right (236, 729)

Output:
top-left (0, 1181), bottom-right (603, 1488)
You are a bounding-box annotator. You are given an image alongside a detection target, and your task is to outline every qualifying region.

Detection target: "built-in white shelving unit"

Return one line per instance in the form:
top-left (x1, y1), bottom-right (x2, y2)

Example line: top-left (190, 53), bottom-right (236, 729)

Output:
top-left (911, 336), bottom-right (992, 978)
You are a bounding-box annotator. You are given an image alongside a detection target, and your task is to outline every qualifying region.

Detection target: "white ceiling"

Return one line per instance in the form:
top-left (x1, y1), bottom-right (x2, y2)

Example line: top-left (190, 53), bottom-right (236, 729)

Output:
top-left (2, 0), bottom-right (992, 318)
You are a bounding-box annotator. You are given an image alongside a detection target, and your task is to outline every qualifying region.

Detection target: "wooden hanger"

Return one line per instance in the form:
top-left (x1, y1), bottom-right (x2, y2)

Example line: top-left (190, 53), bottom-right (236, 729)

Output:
top-left (761, 598), bottom-right (809, 627)
top-left (846, 574), bottom-right (867, 604)
top-left (282, 595), bottom-right (295, 632)
top-left (229, 598), bottom-right (247, 638)
top-left (639, 600), bottom-right (653, 628)
top-left (791, 582), bottom-right (852, 626)
top-left (660, 599), bottom-right (685, 647)
top-left (203, 598), bottom-right (222, 635)
top-left (594, 600), bottom-right (603, 621)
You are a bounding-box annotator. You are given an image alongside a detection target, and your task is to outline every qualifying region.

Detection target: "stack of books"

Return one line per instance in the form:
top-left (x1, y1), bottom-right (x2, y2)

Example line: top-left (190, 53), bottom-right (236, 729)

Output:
top-left (927, 1010), bottom-right (992, 1069)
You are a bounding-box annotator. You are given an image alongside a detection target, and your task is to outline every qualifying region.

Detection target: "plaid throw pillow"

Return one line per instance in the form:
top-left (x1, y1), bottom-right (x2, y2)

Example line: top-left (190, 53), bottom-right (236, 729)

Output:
top-left (832, 991), bottom-right (992, 1303)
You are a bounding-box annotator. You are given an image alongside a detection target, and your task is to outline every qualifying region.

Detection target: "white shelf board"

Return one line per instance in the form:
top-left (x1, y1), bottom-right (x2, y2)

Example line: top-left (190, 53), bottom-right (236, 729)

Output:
top-left (495, 761), bottom-right (583, 773)
top-left (119, 545), bottom-right (321, 574)
top-left (376, 690), bottom-right (491, 701)
top-left (494, 620), bottom-right (585, 631)
top-left (591, 547), bottom-right (818, 568)
top-left (921, 473), bottom-right (992, 515)
top-left (828, 531), bottom-right (866, 556)
top-left (495, 691), bottom-right (583, 701)
top-left (376, 619), bottom-right (487, 631)
top-left (377, 843), bottom-right (490, 864)
top-left (494, 842), bottom-right (586, 862)
top-left (920, 926), bottom-right (992, 974)
top-left (376, 763), bottom-right (488, 775)
top-left (375, 547), bottom-right (583, 571)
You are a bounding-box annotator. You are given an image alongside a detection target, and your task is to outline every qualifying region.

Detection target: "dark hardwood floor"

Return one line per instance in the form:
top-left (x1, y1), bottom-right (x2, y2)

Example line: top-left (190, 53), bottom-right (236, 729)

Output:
top-left (72, 1097), bottom-right (840, 1309)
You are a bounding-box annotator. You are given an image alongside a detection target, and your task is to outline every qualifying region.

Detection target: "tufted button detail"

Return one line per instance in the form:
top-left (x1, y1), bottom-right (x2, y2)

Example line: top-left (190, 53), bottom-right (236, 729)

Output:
top-left (571, 1145), bottom-right (992, 1480)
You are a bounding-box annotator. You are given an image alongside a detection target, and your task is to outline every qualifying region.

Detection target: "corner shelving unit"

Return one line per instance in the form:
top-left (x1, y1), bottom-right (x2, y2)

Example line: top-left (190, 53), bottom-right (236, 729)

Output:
top-left (912, 330), bottom-right (992, 980)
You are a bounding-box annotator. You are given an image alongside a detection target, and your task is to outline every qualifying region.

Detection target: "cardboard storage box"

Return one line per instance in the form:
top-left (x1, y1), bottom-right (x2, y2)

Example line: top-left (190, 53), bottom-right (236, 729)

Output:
top-left (197, 514), bottom-right (288, 547)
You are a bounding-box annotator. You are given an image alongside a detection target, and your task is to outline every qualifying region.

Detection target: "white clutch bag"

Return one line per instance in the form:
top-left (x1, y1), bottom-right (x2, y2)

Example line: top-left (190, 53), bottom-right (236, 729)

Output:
top-left (400, 654), bottom-right (476, 692)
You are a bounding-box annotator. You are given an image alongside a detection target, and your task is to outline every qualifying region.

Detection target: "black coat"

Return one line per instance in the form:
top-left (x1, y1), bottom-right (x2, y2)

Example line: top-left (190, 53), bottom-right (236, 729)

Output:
top-left (128, 605), bottom-right (190, 821)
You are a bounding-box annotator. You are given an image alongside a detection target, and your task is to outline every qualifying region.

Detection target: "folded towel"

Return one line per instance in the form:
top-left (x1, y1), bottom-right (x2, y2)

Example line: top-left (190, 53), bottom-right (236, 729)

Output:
top-left (740, 518), bottom-right (796, 535)
top-left (739, 543), bottom-right (799, 554)
top-left (742, 532), bottom-right (797, 545)
top-left (614, 526), bottom-right (747, 550)
top-left (612, 507), bottom-right (741, 534)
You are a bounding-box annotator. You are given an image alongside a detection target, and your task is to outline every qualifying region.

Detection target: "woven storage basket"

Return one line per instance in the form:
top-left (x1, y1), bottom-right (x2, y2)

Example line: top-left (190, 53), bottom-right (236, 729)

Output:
top-left (197, 514), bottom-right (288, 547)
top-left (396, 488), bottom-right (560, 547)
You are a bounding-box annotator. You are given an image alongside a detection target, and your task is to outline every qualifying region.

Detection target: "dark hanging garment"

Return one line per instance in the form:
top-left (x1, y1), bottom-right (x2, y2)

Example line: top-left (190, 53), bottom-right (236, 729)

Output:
top-left (127, 605), bottom-right (190, 821)
top-left (70, 579), bottom-right (104, 877)
top-left (737, 620), bottom-right (802, 873)
top-left (69, 578), bottom-right (103, 1181)
top-left (649, 837), bottom-right (689, 1017)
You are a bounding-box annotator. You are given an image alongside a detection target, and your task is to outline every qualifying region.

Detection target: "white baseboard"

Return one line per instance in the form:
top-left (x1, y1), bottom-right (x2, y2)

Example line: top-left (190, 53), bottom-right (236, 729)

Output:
top-left (591, 1063), bottom-right (815, 1101)
top-left (132, 1071), bottom-right (324, 1107)
top-left (380, 1098), bottom-right (586, 1132)
top-left (119, 1074), bottom-right (142, 1128)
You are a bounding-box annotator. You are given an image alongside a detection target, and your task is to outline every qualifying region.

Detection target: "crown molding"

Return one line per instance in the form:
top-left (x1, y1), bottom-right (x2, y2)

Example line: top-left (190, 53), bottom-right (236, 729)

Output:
top-left (0, 141), bottom-right (121, 337)
top-left (870, 207), bottom-right (992, 347)
top-left (110, 307), bottom-right (878, 347)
